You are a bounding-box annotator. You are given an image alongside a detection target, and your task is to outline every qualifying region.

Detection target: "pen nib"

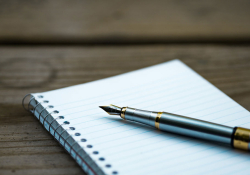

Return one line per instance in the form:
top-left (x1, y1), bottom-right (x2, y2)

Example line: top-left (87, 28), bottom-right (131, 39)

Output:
top-left (99, 105), bottom-right (122, 115)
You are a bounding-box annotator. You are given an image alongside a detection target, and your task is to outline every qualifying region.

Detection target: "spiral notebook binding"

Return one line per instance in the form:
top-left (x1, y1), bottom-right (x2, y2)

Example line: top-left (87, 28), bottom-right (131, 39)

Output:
top-left (58, 129), bottom-right (68, 143)
top-left (42, 112), bottom-right (53, 126)
top-left (42, 110), bottom-right (59, 126)
top-left (22, 94), bottom-right (115, 175)
top-left (33, 100), bottom-right (49, 114)
top-left (38, 108), bottom-right (47, 121)
top-left (53, 124), bottom-right (63, 138)
top-left (22, 94), bottom-right (34, 111)
top-left (48, 116), bottom-right (64, 133)
top-left (28, 97), bottom-right (35, 111)
top-left (33, 101), bottom-right (43, 113)
top-left (69, 141), bottom-right (78, 154)
top-left (64, 135), bottom-right (72, 147)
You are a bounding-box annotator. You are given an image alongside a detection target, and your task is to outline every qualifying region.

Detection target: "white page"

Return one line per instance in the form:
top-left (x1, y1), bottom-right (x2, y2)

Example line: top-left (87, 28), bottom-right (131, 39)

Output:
top-left (32, 60), bottom-right (250, 175)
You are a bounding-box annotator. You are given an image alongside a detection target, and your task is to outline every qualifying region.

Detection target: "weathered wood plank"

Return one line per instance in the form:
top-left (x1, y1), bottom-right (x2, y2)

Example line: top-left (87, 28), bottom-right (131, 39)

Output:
top-left (0, 45), bottom-right (250, 175)
top-left (0, 0), bottom-right (250, 43)
top-left (0, 104), bottom-right (84, 175)
top-left (0, 45), bottom-right (250, 109)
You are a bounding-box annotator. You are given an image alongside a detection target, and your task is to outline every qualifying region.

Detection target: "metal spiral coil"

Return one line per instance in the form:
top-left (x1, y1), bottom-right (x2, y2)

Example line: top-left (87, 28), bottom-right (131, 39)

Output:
top-left (64, 134), bottom-right (72, 147)
top-left (42, 110), bottom-right (58, 126)
top-left (58, 129), bottom-right (68, 143)
top-left (22, 94), bottom-right (32, 111)
top-left (69, 141), bottom-right (78, 155)
top-left (22, 93), bottom-right (106, 175)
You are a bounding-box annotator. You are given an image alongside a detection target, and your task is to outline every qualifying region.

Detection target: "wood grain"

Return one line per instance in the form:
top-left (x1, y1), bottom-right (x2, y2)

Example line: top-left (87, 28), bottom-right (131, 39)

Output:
top-left (0, 0), bottom-right (250, 43)
top-left (0, 104), bottom-right (84, 175)
top-left (0, 45), bottom-right (250, 174)
top-left (1, 45), bottom-right (250, 109)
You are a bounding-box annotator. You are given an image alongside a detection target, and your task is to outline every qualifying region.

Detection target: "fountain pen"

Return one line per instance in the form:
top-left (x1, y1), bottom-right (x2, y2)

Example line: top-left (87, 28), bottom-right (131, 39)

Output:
top-left (100, 105), bottom-right (250, 151)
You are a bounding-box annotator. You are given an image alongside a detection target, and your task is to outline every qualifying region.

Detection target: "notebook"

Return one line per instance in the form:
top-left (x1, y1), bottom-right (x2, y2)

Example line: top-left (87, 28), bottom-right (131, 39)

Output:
top-left (23, 59), bottom-right (250, 175)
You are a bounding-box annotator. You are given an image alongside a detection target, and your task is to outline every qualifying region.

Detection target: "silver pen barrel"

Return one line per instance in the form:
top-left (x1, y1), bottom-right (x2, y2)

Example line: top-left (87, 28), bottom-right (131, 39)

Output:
top-left (121, 107), bottom-right (250, 151)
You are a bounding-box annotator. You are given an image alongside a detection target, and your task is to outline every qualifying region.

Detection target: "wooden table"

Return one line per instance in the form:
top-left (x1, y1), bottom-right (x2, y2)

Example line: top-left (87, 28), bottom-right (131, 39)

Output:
top-left (0, 1), bottom-right (250, 175)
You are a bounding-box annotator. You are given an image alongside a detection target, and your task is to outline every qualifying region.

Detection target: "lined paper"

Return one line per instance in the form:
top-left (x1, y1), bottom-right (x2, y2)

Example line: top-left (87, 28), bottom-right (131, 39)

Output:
top-left (33, 60), bottom-right (250, 175)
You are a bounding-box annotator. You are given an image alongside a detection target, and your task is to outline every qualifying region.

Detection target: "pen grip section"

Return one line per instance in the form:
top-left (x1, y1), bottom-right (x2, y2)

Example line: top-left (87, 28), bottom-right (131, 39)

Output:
top-left (124, 107), bottom-right (157, 127)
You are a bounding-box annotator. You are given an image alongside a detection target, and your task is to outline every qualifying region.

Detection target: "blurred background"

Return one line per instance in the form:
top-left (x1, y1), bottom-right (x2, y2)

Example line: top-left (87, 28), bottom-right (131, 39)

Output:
top-left (0, 1), bottom-right (250, 174)
top-left (1, 0), bottom-right (250, 44)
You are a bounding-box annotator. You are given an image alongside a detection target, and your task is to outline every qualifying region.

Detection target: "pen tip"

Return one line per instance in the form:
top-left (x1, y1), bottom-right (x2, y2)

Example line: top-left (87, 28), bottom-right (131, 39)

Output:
top-left (99, 106), bottom-right (107, 110)
top-left (99, 105), bottom-right (122, 115)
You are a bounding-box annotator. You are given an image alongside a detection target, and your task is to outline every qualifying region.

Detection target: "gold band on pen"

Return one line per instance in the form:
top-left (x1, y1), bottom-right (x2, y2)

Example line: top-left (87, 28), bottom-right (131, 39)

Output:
top-left (121, 107), bottom-right (127, 119)
top-left (155, 112), bottom-right (163, 129)
top-left (233, 127), bottom-right (250, 150)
